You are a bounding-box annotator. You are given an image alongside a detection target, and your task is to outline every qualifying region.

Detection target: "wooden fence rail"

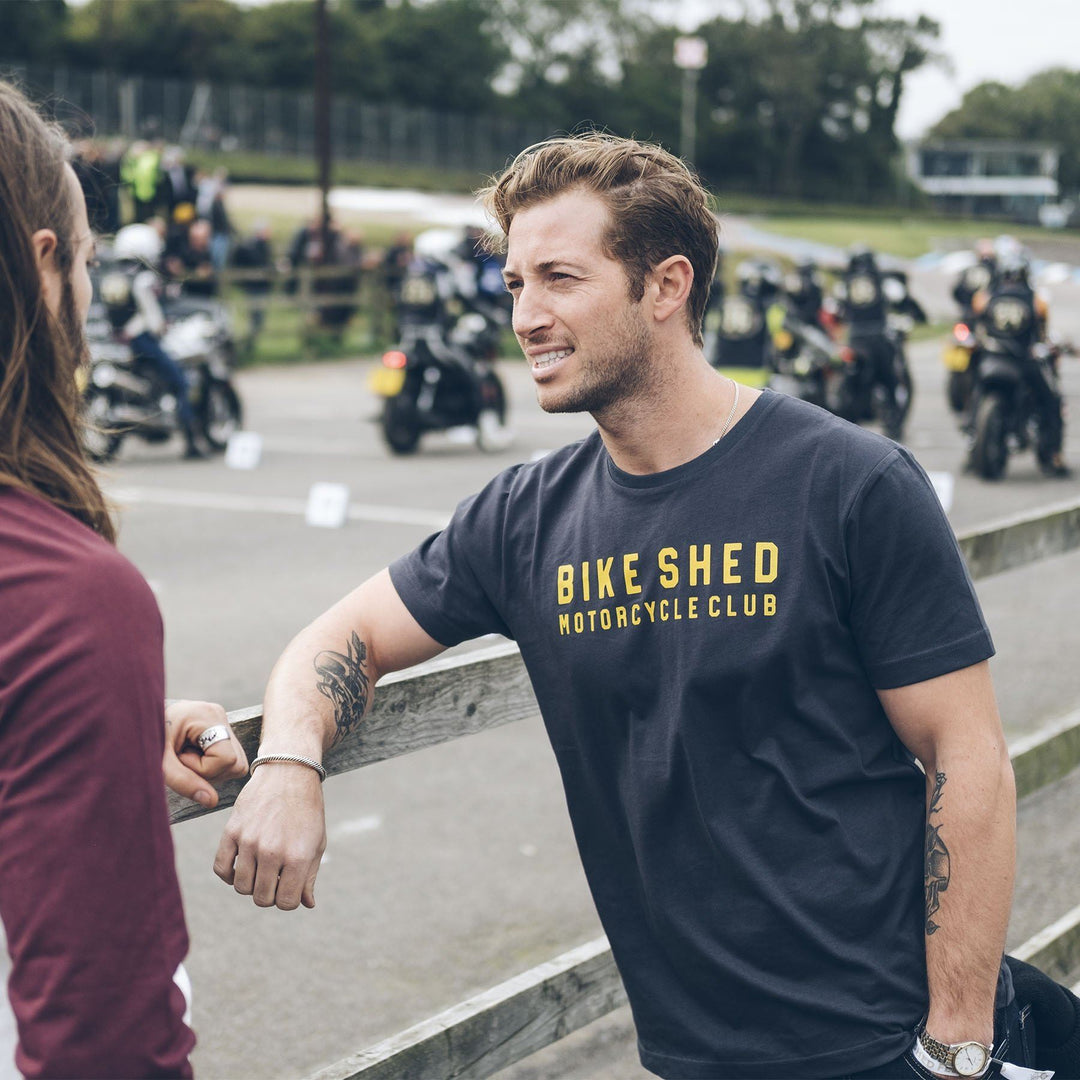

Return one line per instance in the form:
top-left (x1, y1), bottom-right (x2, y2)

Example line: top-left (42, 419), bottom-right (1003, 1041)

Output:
top-left (167, 496), bottom-right (1080, 1079)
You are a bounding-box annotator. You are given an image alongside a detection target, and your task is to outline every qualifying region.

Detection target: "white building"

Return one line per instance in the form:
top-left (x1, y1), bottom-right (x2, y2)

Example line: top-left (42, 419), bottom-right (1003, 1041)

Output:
top-left (905, 139), bottom-right (1060, 222)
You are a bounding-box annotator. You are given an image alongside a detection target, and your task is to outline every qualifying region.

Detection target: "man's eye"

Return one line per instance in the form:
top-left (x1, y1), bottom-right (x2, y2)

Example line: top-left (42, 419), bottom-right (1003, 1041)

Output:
top-left (505, 280), bottom-right (522, 292)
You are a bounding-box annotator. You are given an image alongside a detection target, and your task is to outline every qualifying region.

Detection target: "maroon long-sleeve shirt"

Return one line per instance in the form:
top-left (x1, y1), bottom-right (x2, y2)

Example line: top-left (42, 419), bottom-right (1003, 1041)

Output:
top-left (0, 487), bottom-right (194, 1078)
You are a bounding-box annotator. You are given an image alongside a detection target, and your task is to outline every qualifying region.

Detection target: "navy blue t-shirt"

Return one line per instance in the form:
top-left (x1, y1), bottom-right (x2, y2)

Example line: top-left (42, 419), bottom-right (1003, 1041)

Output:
top-left (390, 391), bottom-right (995, 1079)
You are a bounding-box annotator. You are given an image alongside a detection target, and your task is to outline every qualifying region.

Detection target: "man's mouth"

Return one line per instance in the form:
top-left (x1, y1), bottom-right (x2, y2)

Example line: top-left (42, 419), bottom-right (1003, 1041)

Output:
top-left (531, 348), bottom-right (574, 370)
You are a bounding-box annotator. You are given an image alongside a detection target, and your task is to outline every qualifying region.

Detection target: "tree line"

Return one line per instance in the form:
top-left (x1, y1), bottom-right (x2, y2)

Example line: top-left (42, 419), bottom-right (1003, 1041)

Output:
top-left (4, 0), bottom-right (1061, 204)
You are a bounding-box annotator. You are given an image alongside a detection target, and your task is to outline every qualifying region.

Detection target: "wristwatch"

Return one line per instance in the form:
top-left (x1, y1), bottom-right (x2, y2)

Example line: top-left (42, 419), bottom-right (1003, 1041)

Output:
top-left (917, 1027), bottom-right (992, 1077)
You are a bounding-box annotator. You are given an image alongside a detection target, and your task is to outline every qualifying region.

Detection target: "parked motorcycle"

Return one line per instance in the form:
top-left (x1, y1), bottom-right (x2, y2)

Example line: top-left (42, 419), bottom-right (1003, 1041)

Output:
top-left (965, 338), bottom-right (1063, 481)
top-left (81, 308), bottom-right (242, 463)
top-left (768, 317), bottom-right (844, 408)
top-left (943, 320), bottom-right (979, 414)
top-left (830, 310), bottom-right (916, 441)
top-left (369, 309), bottom-right (509, 455)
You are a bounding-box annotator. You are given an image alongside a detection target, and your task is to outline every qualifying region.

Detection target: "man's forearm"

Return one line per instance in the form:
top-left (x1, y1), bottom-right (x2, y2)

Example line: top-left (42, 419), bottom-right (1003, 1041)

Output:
top-left (922, 751), bottom-right (1016, 1046)
top-left (259, 607), bottom-right (377, 757)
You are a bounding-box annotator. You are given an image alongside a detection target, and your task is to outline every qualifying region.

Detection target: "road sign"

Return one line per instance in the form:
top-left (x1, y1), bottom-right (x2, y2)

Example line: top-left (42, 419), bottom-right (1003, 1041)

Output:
top-left (674, 36), bottom-right (708, 71)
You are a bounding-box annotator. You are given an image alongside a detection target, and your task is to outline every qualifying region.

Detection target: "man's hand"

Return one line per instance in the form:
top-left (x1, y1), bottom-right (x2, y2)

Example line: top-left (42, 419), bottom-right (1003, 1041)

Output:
top-left (163, 700), bottom-right (248, 808)
top-left (213, 764), bottom-right (326, 911)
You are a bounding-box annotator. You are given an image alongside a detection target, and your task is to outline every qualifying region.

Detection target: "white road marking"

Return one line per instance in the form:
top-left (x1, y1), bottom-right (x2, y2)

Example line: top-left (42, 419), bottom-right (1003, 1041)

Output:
top-left (107, 485), bottom-right (451, 529)
top-left (330, 814), bottom-right (383, 840)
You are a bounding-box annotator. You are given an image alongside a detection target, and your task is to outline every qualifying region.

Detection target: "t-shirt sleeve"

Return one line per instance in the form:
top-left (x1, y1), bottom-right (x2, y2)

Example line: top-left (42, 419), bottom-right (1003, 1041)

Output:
top-left (389, 469), bottom-right (518, 647)
top-left (0, 554), bottom-right (194, 1079)
top-left (845, 448), bottom-right (994, 689)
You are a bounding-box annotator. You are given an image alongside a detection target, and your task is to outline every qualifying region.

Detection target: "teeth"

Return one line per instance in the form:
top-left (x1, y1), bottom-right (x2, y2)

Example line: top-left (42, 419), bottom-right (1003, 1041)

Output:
top-left (533, 349), bottom-right (572, 367)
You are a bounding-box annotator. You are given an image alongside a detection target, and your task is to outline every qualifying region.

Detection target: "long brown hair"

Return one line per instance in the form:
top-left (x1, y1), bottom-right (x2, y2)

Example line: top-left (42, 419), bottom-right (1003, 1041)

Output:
top-left (480, 133), bottom-right (719, 348)
top-left (0, 80), bottom-right (115, 543)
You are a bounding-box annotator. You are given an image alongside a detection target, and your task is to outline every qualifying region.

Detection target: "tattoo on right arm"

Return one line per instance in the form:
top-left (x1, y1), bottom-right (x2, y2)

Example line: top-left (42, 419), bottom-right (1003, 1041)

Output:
top-left (924, 770), bottom-right (951, 935)
top-left (314, 631), bottom-right (371, 745)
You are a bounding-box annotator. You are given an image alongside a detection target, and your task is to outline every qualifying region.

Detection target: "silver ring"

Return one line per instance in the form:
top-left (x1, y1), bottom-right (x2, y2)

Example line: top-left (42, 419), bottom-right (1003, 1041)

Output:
top-left (196, 724), bottom-right (230, 752)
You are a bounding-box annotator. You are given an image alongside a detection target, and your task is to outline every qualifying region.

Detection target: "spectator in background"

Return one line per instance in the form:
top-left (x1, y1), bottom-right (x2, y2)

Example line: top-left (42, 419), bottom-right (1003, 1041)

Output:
top-left (380, 231), bottom-right (414, 341)
top-left (165, 218), bottom-right (218, 298)
top-left (158, 146), bottom-right (197, 224)
top-left (287, 215), bottom-right (361, 338)
top-left (121, 139), bottom-right (162, 223)
top-left (71, 140), bottom-right (119, 236)
top-left (231, 219), bottom-right (275, 353)
top-left (197, 167), bottom-right (234, 272)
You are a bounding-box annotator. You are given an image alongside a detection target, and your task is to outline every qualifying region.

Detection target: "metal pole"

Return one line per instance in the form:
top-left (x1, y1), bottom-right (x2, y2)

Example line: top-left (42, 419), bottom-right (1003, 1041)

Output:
top-left (314, 0), bottom-right (332, 254)
top-left (680, 68), bottom-right (699, 164)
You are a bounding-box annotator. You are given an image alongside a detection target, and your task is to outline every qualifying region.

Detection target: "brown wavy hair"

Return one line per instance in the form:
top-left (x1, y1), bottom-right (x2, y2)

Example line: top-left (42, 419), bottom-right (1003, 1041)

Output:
top-left (479, 133), bottom-right (719, 348)
top-left (0, 80), bottom-right (115, 542)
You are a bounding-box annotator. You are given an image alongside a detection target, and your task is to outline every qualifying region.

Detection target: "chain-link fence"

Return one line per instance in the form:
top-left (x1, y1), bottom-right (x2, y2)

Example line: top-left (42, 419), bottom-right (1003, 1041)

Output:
top-left (2, 63), bottom-right (551, 174)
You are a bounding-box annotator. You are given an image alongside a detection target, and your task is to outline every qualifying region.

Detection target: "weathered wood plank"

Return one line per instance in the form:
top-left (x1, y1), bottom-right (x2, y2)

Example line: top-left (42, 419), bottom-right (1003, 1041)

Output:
top-left (1014, 904), bottom-right (1080, 983)
top-left (168, 642), bottom-right (533, 823)
top-left (1010, 711), bottom-right (1080, 801)
top-left (304, 937), bottom-right (627, 1080)
top-left (959, 498), bottom-right (1080, 581)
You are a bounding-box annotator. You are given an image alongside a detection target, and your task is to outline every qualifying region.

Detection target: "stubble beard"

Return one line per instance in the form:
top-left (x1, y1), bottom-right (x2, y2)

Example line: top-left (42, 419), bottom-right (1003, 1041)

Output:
top-left (537, 304), bottom-right (654, 419)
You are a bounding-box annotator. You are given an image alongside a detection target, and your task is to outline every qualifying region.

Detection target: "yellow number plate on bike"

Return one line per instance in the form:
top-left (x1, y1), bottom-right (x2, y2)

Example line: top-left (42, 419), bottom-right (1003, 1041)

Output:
top-left (368, 367), bottom-right (406, 396)
top-left (943, 346), bottom-right (972, 372)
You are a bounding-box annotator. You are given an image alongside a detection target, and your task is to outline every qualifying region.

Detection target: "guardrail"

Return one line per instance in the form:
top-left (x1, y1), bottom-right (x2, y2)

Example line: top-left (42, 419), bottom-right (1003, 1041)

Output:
top-left (170, 496), bottom-right (1080, 1080)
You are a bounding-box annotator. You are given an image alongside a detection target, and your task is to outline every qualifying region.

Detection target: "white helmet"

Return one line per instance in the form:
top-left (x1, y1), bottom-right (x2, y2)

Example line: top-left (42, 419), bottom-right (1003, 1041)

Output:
top-left (113, 223), bottom-right (163, 264)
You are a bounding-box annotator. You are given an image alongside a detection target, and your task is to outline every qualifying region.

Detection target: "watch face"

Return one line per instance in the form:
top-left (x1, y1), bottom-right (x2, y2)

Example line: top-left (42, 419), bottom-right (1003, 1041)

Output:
top-left (954, 1043), bottom-right (989, 1076)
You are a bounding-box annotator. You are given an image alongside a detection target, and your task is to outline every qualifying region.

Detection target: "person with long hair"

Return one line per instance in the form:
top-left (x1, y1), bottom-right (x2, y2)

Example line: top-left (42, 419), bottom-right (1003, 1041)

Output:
top-left (0, 79), bottom-right (246, 1078)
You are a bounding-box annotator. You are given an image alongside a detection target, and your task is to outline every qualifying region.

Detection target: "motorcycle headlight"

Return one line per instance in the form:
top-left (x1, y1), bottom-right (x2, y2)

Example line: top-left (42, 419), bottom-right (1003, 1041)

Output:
top-left (92, 363), bottom-right (117, 388)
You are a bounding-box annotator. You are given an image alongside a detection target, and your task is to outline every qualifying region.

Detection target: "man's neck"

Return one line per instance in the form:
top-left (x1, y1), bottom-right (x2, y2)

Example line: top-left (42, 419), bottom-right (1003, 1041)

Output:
top-left (596, 355), bottom-right (758, 475)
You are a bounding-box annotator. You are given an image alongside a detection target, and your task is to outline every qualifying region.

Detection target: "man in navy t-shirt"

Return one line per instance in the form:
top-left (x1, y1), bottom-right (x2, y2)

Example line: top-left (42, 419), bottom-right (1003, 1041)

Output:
top-left (216, 135), bottom-right (1024, 1079)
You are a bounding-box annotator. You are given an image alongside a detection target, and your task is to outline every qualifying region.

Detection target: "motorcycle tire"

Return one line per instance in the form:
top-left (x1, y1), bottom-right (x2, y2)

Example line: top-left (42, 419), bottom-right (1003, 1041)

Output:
top-left (200, 381), bottom-right (243, 451)
top-left (883, 362), bottom-right (914, 442)
top-left (946, 370), bottom-right (971, 414)
top-left (381, 395), bottom-right (422, 455)
top-left (81, 390), bottom-right (124, 464)
top-left (970, 392), bottom-right (1009, 481)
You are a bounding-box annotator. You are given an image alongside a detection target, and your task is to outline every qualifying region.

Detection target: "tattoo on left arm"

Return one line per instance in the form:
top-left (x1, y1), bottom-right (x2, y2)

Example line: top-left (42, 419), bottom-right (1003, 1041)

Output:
top-left (924, 770), bottom-right (951, 935)
top-left (314, 631), bottom-right (371, 745)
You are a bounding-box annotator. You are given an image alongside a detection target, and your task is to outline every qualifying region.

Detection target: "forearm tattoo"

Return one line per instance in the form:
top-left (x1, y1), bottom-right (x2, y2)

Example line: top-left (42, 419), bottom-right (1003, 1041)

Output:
top-left (314, 631), bottom-right (371, 745)
top-left (924, 770), bottom-right (951, 935)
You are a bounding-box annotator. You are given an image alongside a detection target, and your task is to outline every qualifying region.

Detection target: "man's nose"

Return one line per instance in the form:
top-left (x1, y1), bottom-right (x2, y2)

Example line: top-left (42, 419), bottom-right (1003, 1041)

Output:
top-left (512, 285), bottom-right (554, 339)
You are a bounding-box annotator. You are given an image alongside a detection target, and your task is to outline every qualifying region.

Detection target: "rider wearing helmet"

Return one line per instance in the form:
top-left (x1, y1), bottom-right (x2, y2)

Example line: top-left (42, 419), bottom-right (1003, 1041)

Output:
top-left (953, 239), bottom-right (997, 320)
top-left (710, 260), bottom-right (781, 385)
top-left (784, 255), bottom-right (825, 328)
top-left (972, 248), bottom-right (1068, 476)
top-left (99, 224), bottom-right (205, 459)
top-left (836, 245), bottom-right (902, 433)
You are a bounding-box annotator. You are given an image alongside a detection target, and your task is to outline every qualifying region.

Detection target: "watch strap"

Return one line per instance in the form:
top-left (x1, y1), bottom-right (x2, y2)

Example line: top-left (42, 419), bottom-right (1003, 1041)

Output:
top-left (913, 1034), bottom-right (961, 1076)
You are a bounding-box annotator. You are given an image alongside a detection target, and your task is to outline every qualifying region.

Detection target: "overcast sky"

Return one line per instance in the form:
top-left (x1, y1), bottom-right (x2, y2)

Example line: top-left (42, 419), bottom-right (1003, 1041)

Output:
top-left (879, 0), bottom-right (1080, 138)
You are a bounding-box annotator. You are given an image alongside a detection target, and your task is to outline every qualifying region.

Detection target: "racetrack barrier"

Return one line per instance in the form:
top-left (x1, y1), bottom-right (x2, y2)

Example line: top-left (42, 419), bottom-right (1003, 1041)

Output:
top-left (169, 496), bottom-right (1080, 1079)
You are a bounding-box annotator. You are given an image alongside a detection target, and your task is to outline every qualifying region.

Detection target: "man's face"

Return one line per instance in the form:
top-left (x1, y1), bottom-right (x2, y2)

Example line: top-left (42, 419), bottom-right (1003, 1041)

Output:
top-left (503, 188), bottom-right (653, 417)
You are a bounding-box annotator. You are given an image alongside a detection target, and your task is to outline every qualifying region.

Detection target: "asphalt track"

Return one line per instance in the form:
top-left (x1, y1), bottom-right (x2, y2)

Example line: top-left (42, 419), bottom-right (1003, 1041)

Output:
top-left (96, 314), bottom-right (1080, 1078)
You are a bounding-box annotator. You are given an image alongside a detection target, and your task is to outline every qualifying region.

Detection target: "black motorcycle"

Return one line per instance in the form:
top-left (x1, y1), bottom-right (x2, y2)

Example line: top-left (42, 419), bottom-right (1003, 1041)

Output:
top-left (369, 308), bottom-right (509, 455)
top-left (768, 317), bottom-right (843, 408)
top-left (81, 309), bottom-right (243, 463)
top-left (965, 338), bottom-right (1062, 481)
top-left (830, 311), bottom-right (916, 441)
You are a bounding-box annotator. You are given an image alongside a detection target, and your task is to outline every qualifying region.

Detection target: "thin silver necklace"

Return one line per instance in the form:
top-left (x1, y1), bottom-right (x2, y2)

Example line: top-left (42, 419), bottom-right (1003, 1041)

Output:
top-left (713, 379), bottom-right (741, 446)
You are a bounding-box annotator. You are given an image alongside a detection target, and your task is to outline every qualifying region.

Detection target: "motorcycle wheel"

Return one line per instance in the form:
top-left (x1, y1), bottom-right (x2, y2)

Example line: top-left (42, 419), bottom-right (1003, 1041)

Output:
top-left (883, 361), bottom-right (914, 442)
top-left (81, 390), bottom-right (123, 463)
top-left (381, 395), bottom-right (422, 455)
top-left (200, 381), bottom-right (243, 451)
top-left (970, 393), bottom-right (1009, 481)
top-left (946, 370), bottom-right (971, 414)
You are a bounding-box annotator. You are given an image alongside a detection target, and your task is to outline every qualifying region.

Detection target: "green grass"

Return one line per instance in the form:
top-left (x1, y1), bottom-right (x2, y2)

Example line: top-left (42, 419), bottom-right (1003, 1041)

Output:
top-left (744, 215), bottom-right (1051, 260)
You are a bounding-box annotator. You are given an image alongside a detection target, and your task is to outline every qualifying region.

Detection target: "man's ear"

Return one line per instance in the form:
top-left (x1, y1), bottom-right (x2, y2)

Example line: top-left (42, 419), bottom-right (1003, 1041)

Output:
top-left (650, 255), bottom-right (693, 326)
top-left (31, 228), bottom-right (61, 314)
